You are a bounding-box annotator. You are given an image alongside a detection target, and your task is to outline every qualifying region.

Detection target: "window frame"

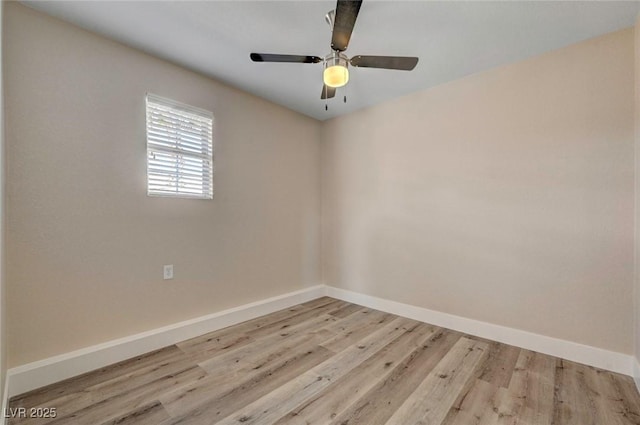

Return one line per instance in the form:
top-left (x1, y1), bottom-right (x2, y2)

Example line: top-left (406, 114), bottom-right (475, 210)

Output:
top-left (145, 93), bottom-right (214, 200)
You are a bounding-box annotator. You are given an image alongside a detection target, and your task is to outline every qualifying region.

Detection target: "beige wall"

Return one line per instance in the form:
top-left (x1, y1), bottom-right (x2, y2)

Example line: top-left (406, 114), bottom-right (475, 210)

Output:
top-left (0, 0), bottom-right (6, 402)
top-left (322, 29), bottom-right (635, 354)
top-left (635, 17), bottom-right (640, 365)
top-left (4, 3), bottom-right (321, 367)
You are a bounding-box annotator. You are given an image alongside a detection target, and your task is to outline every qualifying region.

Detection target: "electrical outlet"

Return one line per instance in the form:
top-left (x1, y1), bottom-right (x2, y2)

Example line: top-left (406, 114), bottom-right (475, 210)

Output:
top-left (163, 264), bottom-right (174, 280)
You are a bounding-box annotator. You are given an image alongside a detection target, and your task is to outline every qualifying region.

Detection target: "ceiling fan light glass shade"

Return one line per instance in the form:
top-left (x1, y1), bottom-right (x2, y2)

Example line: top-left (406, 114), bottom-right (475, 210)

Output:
top-left (324, 65), bottom-right (349, 88)
top-left (323, 53), bottom-right (349, 88)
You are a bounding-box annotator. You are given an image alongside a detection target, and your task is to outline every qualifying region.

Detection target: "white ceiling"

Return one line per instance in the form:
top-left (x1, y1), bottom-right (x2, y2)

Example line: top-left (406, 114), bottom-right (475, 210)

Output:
top-left (21, 1), bottom-right (640, 121)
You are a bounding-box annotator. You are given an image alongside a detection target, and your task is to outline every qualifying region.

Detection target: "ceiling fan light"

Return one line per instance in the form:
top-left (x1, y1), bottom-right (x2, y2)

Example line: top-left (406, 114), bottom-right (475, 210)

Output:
top-left (324, 52), bottom-right (350, 88)
top-left (324, 65), bottom-right (349, 88)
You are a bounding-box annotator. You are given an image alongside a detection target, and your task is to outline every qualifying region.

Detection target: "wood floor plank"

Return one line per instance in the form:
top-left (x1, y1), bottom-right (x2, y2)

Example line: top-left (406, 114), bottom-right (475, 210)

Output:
top-left (214, 317), bottom-right (418, 425)
top-left (160, 350), bottom-right (335, 425)
top-left (553, 359), bottom-right (599, 425)
top-left (582, 364), bottom-right (637, 425)
top-left (178, 332), bottom-right (255, 365)
top-left (197, 313), bottom-right (337, 376)
top-left (507, 350), bottom-right (555, 425)
top-left (154, 306), bottom-right (402, 421)
top-left (12, 365), bottom-right (207, 425)
top-left (441, 378), bottom-right (498, 425)
top-left (607, 373), bottom-right (640, 424)
top-left (553, 359), bottom-right (640, 425)
top-left (328, 328), bottom-right (463, 425)
top-left (298, 297), bottom-right (342, 310)
top-left (272, 322), bottom-right (438, 425)
top-left (384, 336), bottom-right (489, 425)
top-left (328, 303), bottom-right (365, 319)
top-left (474, 340), bottom-right (521, 389)
top-left (49, 366), bottom-right (206, 425)
top-left (194, 306), bottom-right (389, 381)
top-left (176, 299), bottom-right (345, 359)
top-left (176, 297), bottom-right (341, 355)
top-left (440, 341), bottom-right (521, 425)
top-left (160, 340), bottom-right (333, 419)
top-left (319, 309), bottom-right (395, 353)
top-left (99, 400), bottom-right (170, 425)
top-left (242, 300), bottom-right (352, 339)
top-left (476, 387), bottom-right (522, 425)
top-left (9, 346), bottom-right (185, 411)
top-left (10, 348), bottom-right (197, 425)
top-left (474, 350), bottom-right (556, 425)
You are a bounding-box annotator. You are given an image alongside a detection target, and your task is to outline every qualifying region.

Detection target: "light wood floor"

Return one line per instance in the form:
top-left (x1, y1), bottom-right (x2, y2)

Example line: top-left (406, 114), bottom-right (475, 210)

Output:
top-left (8, 297), bottom-right (640, 425)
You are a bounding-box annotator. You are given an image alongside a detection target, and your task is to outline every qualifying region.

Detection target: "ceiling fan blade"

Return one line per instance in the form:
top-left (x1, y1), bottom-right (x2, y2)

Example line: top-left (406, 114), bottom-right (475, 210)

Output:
top-left (250, 53), bottom-right (322, 63)
top-left (321, 85), bottom-right (336, 100)
top-left (350, 55), bottom-right (419, 70)
top-left (331, 0), bottom-right (363, 52)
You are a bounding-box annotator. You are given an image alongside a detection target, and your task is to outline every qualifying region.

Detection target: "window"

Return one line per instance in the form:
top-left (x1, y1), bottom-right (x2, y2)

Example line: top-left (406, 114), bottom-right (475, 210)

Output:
top-left (146, 93), bottom-right (213, 199)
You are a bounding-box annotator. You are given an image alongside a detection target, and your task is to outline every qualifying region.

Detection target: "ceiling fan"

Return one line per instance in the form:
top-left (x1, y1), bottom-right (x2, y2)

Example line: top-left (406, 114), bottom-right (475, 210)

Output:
top-left (250, 0), bottom-right (419, 101)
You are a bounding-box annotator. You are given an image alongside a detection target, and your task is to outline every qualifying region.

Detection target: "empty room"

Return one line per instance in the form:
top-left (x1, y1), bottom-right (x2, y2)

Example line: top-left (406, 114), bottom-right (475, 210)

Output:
top-left (2, 0), bottom-right (640, 423)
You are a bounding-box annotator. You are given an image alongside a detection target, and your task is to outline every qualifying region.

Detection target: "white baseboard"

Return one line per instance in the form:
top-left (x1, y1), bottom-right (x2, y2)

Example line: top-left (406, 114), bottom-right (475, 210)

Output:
top-left (325, 286), bottom-right (635, 377)
top-left (6, 285), bottom-right (325, 398)
top-left (634, 359), bottom-right (640, 394)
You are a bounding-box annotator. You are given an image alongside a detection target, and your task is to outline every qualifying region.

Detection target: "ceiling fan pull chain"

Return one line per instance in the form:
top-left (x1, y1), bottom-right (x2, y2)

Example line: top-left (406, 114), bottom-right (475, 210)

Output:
top-left (324, 83), bottom-right (328, 111)
top-left (344, 81), bottom-right (348, 103)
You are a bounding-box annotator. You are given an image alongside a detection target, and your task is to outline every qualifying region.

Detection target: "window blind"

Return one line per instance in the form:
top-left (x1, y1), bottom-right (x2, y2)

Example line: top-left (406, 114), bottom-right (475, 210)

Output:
top-left (146, 93), bottom-right (213, 199)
